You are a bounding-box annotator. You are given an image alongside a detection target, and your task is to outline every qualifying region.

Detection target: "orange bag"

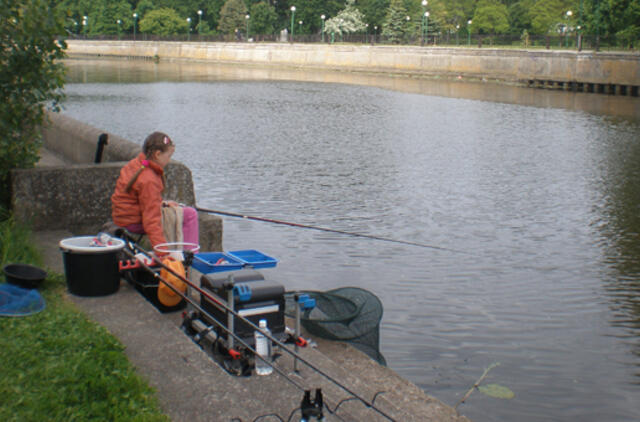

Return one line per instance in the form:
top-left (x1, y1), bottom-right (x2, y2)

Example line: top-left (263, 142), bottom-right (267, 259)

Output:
top-left (157, 258), bottom-right (187, 307)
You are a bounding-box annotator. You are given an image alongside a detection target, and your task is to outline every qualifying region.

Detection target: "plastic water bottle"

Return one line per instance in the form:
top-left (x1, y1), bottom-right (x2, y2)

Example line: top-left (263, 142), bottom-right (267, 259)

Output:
top-left (254, 319), bottom-right (273, 375)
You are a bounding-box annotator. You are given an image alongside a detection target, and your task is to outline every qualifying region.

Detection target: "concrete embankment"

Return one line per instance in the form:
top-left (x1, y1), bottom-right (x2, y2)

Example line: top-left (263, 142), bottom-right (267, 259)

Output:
top-left (66, 40), bottom-right (640, 94)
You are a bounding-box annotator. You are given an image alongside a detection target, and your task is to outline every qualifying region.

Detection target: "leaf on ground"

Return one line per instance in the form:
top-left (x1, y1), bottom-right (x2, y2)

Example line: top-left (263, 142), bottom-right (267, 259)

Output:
top-left (478, 383), bottom-right (515, 399)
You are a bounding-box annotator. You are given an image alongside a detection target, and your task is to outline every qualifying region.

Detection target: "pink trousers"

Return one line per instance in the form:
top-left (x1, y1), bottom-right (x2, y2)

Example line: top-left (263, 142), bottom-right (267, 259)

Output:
top-left (126, 206), bottom-right (199, 247)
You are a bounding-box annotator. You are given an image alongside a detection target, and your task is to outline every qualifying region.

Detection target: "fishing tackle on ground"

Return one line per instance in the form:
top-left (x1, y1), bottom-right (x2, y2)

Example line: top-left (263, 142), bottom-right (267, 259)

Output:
top-left (115, 233), bottom-right (396, 421)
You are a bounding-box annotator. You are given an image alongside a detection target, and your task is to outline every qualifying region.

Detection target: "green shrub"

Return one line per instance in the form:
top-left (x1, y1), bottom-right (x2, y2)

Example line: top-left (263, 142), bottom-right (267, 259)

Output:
top-left (0, 0), bottom-right (67, 209)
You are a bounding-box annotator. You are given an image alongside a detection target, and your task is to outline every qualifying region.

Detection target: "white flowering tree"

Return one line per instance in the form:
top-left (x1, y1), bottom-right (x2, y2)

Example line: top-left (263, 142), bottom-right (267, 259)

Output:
top-left (323, 0), bottom-right (366, 38)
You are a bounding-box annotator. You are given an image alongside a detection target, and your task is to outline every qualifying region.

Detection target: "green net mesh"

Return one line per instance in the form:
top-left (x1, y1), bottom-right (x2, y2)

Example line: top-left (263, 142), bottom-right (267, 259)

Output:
top-left (286, 287), bottom-right (386, 365)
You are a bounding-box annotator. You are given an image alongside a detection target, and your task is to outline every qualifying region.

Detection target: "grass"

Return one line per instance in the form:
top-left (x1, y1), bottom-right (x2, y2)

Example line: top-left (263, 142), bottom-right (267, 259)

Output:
top-left (0, 212), bottom-right (169, 422)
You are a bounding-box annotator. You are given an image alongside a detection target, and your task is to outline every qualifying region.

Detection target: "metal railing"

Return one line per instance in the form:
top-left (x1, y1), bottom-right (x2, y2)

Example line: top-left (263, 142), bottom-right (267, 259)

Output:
top-left (66, 32), bottom-right (638, 52)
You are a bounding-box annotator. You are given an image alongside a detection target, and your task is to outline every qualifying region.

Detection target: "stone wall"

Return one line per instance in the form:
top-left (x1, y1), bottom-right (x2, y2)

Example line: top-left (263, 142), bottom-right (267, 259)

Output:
top-left (65, 40), bottom-right (640, 87)
top-left (11, 113), bottom-right (222, 251)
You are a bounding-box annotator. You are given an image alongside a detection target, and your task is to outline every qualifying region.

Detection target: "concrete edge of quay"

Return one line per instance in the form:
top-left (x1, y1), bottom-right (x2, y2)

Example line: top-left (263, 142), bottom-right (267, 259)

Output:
top-left (65, 39), bottom-right (640, 94)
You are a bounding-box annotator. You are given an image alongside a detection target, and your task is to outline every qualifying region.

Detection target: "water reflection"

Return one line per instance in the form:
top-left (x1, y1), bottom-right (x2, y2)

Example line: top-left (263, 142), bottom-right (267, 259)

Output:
top-left (61, 58), bottom-right (640, 422)
top-left (64, 58), bottom-right (640, 119)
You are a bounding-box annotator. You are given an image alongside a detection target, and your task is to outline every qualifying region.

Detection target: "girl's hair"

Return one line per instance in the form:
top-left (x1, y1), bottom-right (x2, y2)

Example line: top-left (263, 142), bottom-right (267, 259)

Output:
top-left (124, 132), bottom-right (173, 192)
top-left (143, 131), bottom-right (173, 157)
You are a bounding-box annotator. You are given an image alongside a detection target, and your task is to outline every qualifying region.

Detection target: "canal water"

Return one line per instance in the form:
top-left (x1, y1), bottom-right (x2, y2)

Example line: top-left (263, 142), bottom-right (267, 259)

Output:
top-left (62, 58), bottom-right (640, 422)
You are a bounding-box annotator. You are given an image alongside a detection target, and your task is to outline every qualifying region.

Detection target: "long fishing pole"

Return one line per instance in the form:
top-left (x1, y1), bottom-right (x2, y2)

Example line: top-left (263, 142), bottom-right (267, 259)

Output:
top-left (195, 206), bottom-right (473, 255)
top-left (125, 242), bottom-right (397, 422)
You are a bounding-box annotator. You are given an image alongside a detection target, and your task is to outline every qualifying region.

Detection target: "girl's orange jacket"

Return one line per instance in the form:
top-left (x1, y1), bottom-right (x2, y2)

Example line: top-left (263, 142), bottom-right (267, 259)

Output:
top-left (111, 153), bottom-right (167, 248)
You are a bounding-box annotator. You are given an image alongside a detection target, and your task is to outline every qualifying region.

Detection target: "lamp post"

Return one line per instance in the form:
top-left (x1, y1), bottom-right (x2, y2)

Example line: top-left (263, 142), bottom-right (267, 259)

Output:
top-left (246, 14), bottom-right (250, 41)
top-left (467, 19), bottom-right (472, 46)
top-left (82, 15), bottom-right (87, 37)
top-left (578, 0), bottom-right (584, 51)
top-left (290, 6), bottom-right (296, 42)
top-left (187, 17), bottom-right (191, 41)
top-left (197, 9), bottom-right (202, 36)
top-left (595, 0), bottom-right (601, 51)
top-left (299, 20), bottom-right (303, 40)
top-left (321, 14), bottom-right (326, 42)
top-left (365, 23), bottom-right (369, 43)
top-left (291, 6), bottom-right (296, 42)
top-left (565, 10), bottom-right (572, 47)
top-left (132, 13), bottom-right (137, 41)
top-left (374, 25), bottom-right (377, 44)
top-left (421, 0), bottom-right (427, 46)
top-left (117, 19), bottom-right (121, 40)
top-left (456, 24), bottom-right (460, 45)
top-left (424, 12), bottom-right (430, 46)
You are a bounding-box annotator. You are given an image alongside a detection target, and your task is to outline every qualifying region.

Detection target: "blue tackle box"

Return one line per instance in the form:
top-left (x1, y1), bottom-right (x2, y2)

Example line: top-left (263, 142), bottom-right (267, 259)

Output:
top-left (191, 250), bottom-right (278, 274)
top-left (227, 249), bottom-right (278, 269)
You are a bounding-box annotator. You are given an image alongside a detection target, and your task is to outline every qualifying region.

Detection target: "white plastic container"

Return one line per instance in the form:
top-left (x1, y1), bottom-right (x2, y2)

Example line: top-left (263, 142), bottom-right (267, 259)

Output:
top-left (254, 319), bottom-right (273, 375)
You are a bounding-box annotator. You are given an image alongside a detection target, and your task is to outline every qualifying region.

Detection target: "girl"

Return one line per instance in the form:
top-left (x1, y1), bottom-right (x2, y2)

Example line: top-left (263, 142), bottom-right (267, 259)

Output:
top-left (111, 132), bottom-right (198, 252)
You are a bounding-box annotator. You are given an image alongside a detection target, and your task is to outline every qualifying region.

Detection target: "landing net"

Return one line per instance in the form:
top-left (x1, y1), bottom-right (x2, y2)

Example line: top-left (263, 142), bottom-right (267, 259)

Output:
top-left (0, 283), bottom-right (46, 317)
top-left (286, 287), bottom-right (386, 365)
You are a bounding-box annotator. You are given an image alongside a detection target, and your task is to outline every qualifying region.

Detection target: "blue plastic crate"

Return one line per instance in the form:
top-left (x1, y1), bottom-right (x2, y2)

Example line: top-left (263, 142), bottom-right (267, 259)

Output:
top-left (227, 249), bottom-right (278, 269)
top-left (191, 252), bottom-right (244, 274)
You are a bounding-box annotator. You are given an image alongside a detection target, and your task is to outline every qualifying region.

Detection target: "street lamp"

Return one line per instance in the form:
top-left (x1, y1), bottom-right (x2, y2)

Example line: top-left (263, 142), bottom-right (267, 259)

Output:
top-left (421, 0), bottom-right (427, 46)
top-left (290, 6), bottom-right (296, 42)
top-left (246, 14), bottom-right (250, 41)
top-left (374, 25), bottom-right (377, 44)
top-left (565, 10), bottom-right (572, 47)
top-left (578, 0), bottom-right (584, 51)
top-left (299, 20), bottom-right (303, 40)
top-left (595, 0), bottom-right (600, 51)
top-left (132, 13), bottom-right (137, 41)
top-left (424, 12), bottom-right (430, 46)
top-left (197, 9), bottom-right (203, 35)
top-left (456, 24), bottom-right (460, 45)
top-left (467, 19), bottom-right (472, 46)
top-left (187, 17), bottom-right (191, 41)
top-left (365, 23), bottom-right (369, 44)
top-left (321, 14), bottom-right (326, 42)
top-left (82, 15), bottom-right (87, 37)
top-left (117, 19), bottom-right (121, 40)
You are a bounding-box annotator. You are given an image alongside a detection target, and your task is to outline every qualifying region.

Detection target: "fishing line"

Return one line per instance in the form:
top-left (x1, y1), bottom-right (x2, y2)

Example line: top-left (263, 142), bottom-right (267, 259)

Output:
top-left (124, 243), bottom-right (396, 422)
top-left (195, 206), bottom-right (474, 255)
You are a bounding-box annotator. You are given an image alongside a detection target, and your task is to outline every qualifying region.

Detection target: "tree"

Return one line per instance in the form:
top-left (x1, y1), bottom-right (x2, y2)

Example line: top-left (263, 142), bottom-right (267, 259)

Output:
top-left (291, 0), bottom-right (345, 35)
top-left (508, 0), bottom-right (535, 35)
top-left (529, 0), bottom-right (564, 35)
top-left (88, 0), bottom-right (133, 35)
top-left (382, 0), bottom-right (411, 43)
top-left (135, 0), bottom-right (155, 20)
top-left (358, 0), bottom-right (391, 29)
top-left (218, 0), bottom-right (248, 35)
top-left (0, 0), bottom-right (67, 208)
top-left (139, 8), bottom-right (189, 35)
top-left (609, 0), bottom-right (640, 47)
top-left (324, 0), bottom-right (366, 37)
top-left (249, 2), bottom-right (278, 36)
top-left (472, 0), bottom-right (510, 36)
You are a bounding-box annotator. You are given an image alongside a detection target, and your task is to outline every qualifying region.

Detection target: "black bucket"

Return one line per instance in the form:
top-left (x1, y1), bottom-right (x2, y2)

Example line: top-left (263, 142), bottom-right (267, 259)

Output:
top-left (59, 236), bottom-right (125, 296)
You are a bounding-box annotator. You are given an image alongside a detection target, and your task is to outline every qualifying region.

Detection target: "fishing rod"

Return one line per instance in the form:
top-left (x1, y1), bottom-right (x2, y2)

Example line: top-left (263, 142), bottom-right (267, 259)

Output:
top-left (124, 241), bottom-right (397, 422)
top-left (195, 206), bottom-right (473, 255)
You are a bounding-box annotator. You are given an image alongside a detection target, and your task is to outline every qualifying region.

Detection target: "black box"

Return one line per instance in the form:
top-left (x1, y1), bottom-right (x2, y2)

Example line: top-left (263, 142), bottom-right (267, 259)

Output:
top-left (200, 269), bottom-right (285, 344)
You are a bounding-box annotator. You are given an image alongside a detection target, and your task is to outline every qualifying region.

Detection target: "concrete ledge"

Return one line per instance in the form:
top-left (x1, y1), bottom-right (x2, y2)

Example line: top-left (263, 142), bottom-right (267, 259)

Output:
top-left (11, 113), bottom-right (222, 251)
top-left (65, 40), bottom-right (640, 86)
top-left (42, 111), bottom-right (139, 163)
